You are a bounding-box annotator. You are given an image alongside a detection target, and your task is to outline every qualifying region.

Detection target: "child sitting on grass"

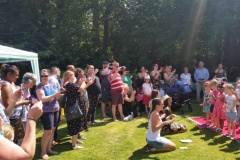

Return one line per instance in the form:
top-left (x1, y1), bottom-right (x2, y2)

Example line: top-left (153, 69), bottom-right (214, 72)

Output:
top-left (200, 81), bottom-right (211, 125)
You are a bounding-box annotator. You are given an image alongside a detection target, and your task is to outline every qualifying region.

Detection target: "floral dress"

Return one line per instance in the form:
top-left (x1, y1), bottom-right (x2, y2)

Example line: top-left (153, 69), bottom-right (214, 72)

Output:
top-left (203, 91), bottom-right (211, 113)
top-left (65, 82), bottom-right (86, 136)
top-left (214, 93), bottom-right (226, 120)
top-left (161, 107), bottom-right (187, 134)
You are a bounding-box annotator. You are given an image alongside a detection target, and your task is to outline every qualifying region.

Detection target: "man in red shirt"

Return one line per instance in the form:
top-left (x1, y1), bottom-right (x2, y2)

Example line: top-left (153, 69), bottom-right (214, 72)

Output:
top-left (109, 61), bottom-right (124, 121)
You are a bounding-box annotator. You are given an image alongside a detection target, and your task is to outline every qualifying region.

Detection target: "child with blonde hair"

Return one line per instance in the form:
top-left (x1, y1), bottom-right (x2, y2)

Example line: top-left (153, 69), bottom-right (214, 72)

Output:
top-left (225, 84), bottom-right (237, 138)
top-left (209, 79), bottom-right (219, 128)
top-left (0, 117), bottom-right (14, 142)
top-left (200, 81), bottom-right (212, 125)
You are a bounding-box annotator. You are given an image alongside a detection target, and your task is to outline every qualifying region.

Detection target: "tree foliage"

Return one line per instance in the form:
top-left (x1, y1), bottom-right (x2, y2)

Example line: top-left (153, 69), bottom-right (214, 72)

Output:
top-left (1, 0), bottom-right (240, 80)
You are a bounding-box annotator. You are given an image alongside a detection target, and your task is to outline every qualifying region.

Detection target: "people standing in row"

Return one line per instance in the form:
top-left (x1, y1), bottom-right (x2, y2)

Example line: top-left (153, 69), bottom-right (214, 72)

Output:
top-left (109, 61), bottom-right (125, 121)
top-left (100, 61), bottom-right (112, 118)
top-left (62, 70), bottom-right (92, 150)
top-left (86, 65), bottom-right (101, 125)
top-left (36, 69), bottom-right (63, 159)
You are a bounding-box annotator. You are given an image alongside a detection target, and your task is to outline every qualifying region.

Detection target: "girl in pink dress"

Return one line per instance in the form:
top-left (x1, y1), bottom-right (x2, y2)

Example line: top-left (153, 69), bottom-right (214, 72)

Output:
top-left (213, 83), bottom-right (226, 132)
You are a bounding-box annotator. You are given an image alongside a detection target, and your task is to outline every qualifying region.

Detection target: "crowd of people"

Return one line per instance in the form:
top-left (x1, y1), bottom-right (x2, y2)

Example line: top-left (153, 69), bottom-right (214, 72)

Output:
top-left (0, 60), bottom-right (239, 158)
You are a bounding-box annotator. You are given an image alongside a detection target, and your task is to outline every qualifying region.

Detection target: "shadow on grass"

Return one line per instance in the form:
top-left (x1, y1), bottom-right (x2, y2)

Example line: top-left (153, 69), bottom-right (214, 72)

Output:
top-left (219, 140), bottom-right (240, 153)
top-left (128, 145), bottom-right (161, 160)
top-left (137, 122), bottom-right (148, 128)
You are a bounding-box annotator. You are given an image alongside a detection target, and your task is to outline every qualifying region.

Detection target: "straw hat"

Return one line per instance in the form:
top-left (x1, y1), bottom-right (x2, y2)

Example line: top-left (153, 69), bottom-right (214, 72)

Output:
top-left (161, 95), bottom-right (170, 103)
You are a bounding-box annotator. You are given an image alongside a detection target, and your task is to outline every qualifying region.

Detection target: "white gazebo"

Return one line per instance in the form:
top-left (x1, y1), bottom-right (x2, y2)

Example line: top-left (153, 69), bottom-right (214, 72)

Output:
top-left (0, 45), bottom-right (40, 83)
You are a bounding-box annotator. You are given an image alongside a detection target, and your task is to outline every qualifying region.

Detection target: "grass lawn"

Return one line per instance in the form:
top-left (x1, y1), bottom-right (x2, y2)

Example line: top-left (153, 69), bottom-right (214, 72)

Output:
top-left (33, 102), bottom-right (240, 160)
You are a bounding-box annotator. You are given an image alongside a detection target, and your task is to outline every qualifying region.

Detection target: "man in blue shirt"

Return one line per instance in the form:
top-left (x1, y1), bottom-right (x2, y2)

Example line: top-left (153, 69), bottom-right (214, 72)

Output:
top-left (194, 61), bottom-right (209, 102)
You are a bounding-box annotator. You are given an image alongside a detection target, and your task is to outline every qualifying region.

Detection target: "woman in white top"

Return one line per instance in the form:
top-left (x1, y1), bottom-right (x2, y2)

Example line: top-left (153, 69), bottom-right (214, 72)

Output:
top-left (145, 98), bottom-right (176, 152)
top-left (180, 67), bottom-right (192, 87)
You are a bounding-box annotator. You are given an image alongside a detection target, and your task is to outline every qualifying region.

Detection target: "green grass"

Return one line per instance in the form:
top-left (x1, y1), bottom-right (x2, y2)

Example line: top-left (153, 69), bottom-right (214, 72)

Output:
top-left (33, 102), bottom-right (240, 160)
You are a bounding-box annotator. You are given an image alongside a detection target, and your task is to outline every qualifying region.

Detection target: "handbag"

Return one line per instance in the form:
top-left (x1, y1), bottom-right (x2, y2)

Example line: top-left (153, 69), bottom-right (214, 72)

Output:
top-left (10, 106), bottom-right (25, 141)
top-left (64, 100), bottom-right (83, 121)
top-left (10, 118), bottom-right (25, 141)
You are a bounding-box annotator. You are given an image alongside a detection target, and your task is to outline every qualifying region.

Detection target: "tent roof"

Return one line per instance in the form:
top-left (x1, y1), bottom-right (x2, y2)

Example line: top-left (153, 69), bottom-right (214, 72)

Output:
top-left (0, 45), bottom-right (38, 62)
top-left (0, 45), bottom-right (40, 83)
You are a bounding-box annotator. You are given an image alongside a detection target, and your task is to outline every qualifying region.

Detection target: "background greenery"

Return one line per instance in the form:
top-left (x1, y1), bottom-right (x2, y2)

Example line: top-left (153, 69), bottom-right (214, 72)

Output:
top-left (1, 0), bottom-right (240, 80)
top-left (33, 103), bottom-right (240, 160)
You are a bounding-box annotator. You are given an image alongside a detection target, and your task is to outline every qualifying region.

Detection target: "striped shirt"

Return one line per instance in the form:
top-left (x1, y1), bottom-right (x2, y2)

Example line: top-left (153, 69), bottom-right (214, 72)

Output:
top-left (109, 71), bottom-right (124, 92)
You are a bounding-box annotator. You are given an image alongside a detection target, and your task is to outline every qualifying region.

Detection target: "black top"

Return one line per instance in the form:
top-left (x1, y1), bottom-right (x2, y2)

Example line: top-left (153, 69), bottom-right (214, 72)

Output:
top-left (86, 74), bottom-right (101, 95)
top-left (122, 100), bottom-right (133, 117)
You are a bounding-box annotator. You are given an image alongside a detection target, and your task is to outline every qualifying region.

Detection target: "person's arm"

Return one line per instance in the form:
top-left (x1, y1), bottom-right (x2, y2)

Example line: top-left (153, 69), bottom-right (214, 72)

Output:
top-left (142, 85), bottom-right (146, 95)
top-left (224, 70), bottom-right (227, 79)
top-left (194, 70), bottom-right (198, 82)
top-left (163, 73), bottom-right (171, 81)
top-left (214, 68), bottom-right (219, 74)
top-left (77, 79), bottom-right (92, 92)
top-left (124, 90), bottom-right (136, 102)
top-left (0, 101), bottom-right (43, 160)
top-left (151, 113), bottom-right (173, 133)
top-left (231, 97), bottom-right (237, 113)
top-left (1, 83), bottom-right (12, 109)
top-left (100, 68), bottom-right (109, 76)
top-left (5, 88), bottom-right (23, 117)
top-left (36, 88), bottom-right (62, 103)
top-left (204, 69), bottom-right (209, 81)
top-left (111, 72), bottom-right (118, 81)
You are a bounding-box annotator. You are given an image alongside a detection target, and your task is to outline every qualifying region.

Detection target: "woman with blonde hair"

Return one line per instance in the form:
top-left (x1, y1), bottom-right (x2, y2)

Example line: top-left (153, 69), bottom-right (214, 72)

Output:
top-left (62, 70), bottom-right (92, 150)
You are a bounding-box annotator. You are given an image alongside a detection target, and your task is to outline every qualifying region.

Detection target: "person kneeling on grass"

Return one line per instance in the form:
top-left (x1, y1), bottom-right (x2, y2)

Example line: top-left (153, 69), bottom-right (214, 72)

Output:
top-left (145, 98), bottom-right (176, 152)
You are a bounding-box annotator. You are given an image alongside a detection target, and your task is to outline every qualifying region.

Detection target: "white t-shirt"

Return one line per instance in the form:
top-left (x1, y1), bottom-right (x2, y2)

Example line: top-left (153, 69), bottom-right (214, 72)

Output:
top-left (180, 73), bottom-right (191, 85)
top-left (142, 83), bottom-right (152, 95)
top-left (225, 94), bottom-right (237, 112)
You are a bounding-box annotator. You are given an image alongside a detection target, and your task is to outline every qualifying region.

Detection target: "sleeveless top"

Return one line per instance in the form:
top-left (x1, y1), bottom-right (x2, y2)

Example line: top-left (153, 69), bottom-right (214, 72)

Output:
top-left (36, 83), bottom-right (59, 112)
top-left (1, 80), bottom-right (24, 120)
top-left (225, 94), bottom-right (237, 113)
top-left (215, 70), bottom-right (226, 78)
top-left (146, 111), bottom-right (162, 141)
top-left (0, 103), bottom-right (10, 125)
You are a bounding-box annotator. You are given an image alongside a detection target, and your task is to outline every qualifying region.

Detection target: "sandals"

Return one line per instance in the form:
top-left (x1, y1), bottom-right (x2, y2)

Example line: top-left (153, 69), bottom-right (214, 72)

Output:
top-left (71, 145), bottom-right (84, 150)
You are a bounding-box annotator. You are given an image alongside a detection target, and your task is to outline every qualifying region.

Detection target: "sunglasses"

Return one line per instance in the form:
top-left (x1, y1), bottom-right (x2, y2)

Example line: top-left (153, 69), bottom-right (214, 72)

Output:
top-left (41, 75), bottom-right (49, 78)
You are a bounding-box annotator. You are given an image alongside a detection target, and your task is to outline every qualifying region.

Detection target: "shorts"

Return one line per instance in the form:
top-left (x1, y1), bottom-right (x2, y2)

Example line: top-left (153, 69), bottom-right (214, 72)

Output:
top-left (101, 88), bottom-right (111, 103)
top-left (226, 112), bottom-right (237, 120)
top-left (146, 137), bottom-right (168, 148)
top-left (143, 95), bottom-right (151, 105)
top-left (210, 104), bottom-right (214, 112)
top-left (40, 111), bottom-right (59, 130)
top-left (111, 90), bottom-right (124, 105)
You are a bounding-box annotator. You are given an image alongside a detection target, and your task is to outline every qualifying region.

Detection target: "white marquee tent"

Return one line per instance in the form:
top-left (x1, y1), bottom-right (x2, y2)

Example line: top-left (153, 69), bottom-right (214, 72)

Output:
top-left (0, 45), bottom-right (40, 83)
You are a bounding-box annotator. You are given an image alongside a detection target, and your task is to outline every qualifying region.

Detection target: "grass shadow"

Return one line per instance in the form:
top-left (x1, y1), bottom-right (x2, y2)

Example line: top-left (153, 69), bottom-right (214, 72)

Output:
top-left (128, 145), bottom-right (161, 160)
top-left (219, 140), bottom-right (240, 153)
top-left (137, 122), bottom-right (148, 128)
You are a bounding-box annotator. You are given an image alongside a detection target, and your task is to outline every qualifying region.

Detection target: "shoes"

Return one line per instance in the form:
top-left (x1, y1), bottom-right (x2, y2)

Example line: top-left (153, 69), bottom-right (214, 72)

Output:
top-left (78, 134), bottom-right (87, 140)
top-left (52, 141), bottom-right (59, 146)
top-left (54, 138), bottom-right (63, 143)
top-left (71, 145), bottom-right (84, 150)
top-left (113, 119), bottom-right (119, 122)
top-left (91, 121), bottom-right (98, 125)
top-left (41, 154), bottom-right (49, 160)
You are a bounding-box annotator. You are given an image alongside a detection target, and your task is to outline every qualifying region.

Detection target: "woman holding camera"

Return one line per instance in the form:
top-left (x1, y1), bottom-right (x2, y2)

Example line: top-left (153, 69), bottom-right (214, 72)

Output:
top-left (36, 69), bottom-right (62, 160)
top-left (0, 64), bottom-right (31, 144)
top-left (86, 65), bottom-right (101, 125)
top-left (214, 63), bottom-right (227, 79)
top-left (62, 70), bottom-right (92, 150)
